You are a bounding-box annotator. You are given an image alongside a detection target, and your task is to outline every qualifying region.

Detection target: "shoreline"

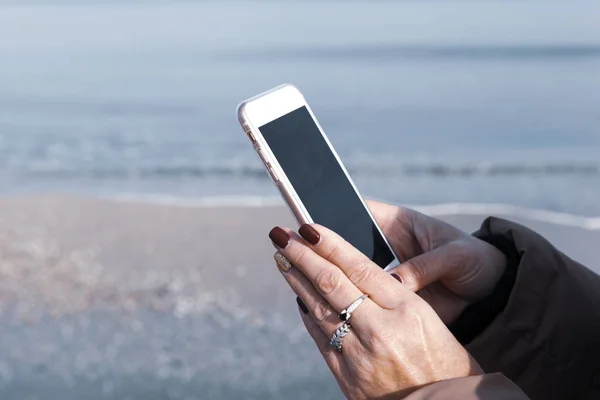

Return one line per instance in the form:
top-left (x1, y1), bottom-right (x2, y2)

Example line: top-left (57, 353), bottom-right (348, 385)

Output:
top-left (109, 195), bottom-right (600, 230)
top-left (41, 193), bottom-right (600, 229)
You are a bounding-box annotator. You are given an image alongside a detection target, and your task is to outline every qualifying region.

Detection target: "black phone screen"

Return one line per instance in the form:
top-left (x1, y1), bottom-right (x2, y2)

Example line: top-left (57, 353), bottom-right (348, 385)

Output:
top-left (259, 106), bottom-right (395, 268)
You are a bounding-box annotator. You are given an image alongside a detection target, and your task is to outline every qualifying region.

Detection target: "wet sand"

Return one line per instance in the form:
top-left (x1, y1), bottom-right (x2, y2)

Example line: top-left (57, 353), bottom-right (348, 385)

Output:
top-left (0, 196), bottom-right (597, 399)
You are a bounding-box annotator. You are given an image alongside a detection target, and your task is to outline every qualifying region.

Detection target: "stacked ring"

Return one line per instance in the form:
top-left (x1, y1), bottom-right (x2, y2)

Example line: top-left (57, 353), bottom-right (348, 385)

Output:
top-left (329, 294), bottom-right (369, 353)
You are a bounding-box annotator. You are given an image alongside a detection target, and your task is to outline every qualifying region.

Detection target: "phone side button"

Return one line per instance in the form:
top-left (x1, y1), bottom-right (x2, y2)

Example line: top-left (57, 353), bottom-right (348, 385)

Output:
top-left (243, 125), bottom-right (257, 143)
top-left (265, 162), bottom-right (280, 183)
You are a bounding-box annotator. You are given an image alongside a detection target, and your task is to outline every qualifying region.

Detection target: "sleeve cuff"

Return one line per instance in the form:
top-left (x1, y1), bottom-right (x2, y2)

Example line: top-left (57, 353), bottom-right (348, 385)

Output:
top-left (448, 232), bottom-right (520, 345)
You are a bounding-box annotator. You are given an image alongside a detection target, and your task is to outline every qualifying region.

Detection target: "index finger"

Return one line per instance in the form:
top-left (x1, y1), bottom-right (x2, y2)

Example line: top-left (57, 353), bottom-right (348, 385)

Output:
top-left (271, 227), bottom-right (379, 335)
top-left (298, 223), bottom-right (408, 309)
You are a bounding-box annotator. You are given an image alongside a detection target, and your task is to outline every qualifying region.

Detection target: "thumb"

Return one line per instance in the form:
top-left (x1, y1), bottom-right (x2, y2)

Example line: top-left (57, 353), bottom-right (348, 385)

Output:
top-left (389, 244), bottom-right (462, 293)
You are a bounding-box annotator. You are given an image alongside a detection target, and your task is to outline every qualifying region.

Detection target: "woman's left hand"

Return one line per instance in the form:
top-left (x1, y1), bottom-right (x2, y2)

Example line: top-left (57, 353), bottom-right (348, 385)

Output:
top-left (269, 224), bottom-right (483, 400)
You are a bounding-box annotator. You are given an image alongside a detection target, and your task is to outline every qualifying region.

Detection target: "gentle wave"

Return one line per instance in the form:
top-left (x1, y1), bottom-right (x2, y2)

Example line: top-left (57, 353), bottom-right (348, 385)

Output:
top-left (228, 44), bottom-right (600, 62)
top-left (110, 194), bottom-right (285, 207)
top-left (0, 97), bottom-right (200, 118)
top-left (12, 163), bottom-right (600, 179)
top-left (110, 195), bottom-right (600, 231)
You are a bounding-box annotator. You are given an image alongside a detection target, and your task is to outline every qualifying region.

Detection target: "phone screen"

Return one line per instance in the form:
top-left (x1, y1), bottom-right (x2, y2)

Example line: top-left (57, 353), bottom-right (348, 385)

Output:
top-left (259, 106), bottom-right (395, 268)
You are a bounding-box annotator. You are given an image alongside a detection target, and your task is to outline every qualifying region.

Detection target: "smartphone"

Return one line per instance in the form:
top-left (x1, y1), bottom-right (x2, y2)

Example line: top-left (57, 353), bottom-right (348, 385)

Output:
top-left (237, 84), bottom-right (400, 271)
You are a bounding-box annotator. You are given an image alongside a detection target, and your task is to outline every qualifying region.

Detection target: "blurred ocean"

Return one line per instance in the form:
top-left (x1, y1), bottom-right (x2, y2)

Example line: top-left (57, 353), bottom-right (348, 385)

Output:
top-left (1, 1), bottom-right (599, 215)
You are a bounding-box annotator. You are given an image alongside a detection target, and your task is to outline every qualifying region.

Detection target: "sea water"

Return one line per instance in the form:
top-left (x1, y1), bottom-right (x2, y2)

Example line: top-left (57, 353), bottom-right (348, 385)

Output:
top-left (0, 0), bottom-right (599, 216)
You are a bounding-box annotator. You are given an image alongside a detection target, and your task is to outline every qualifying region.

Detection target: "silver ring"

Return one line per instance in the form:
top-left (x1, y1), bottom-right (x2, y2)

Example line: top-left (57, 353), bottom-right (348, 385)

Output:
top-left (329, 321), bottom-right (351, 353)
top-left (339, 294), bottom-right (369, 322)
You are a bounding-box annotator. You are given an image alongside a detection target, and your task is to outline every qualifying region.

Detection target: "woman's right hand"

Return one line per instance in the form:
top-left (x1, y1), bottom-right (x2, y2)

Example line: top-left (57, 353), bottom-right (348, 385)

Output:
top-left (367, 200), bottom-right (507, 324)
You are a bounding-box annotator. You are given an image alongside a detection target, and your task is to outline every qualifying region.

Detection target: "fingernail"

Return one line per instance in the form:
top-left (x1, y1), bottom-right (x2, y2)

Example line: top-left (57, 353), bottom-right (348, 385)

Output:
top-left (298, 224), bottom-right (320, 245)
top-left (391, 273), bottom-right (404, 284)
top-left (269, 227), bottom-right (290, 248)
top-left (274, 251), bottom-right (292, 272)
top-left (296, 297), bottom-right (309, 314)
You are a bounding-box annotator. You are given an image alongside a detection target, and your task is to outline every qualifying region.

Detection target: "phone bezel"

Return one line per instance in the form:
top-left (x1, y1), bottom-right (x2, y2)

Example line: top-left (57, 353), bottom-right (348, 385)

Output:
top-left (237, 84), bottom-right (401, 271)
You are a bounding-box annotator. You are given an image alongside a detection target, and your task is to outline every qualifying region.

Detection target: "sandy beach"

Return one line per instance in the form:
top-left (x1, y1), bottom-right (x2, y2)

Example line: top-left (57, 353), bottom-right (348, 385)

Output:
top-left (0, 195), bottom-right (597, 399)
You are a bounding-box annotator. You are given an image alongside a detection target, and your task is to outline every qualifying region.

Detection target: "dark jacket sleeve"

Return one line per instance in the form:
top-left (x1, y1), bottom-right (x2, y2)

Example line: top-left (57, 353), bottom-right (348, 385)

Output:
top-left (463, 217), bottom-right (600, 399)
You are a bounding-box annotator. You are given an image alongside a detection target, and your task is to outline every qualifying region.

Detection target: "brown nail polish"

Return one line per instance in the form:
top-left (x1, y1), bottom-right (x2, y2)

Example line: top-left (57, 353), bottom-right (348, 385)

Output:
top-left (391, 273), bottom-right (404, 284)
top-left (269, 227), bottom-right (290, 248)
top-left (274, 252), bottom-right (292, 272)
top-left (296, 297), bottom-right (309, 314)
top-left (298, 224), bottom-right (320, 245)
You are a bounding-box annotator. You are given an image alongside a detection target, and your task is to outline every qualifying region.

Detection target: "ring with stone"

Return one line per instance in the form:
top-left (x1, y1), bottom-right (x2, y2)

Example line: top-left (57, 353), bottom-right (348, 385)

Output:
top-left (338, 294), bottom-right (369, 322)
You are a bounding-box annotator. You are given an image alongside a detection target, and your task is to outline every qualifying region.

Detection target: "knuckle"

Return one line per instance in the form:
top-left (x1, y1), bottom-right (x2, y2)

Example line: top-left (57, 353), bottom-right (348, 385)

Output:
top-left (325, 242), bottom-right (347, 262)
top-left (396, 297), bottom-right (425, 319)
top-left (315, 269), bottom-right (340, 295)
top-left (409, 259), bottom-right (427, 280)
top-left (346, 261), bottom-right (374, 285)
top-left (398, 206), bottom-right (416, 223)
top-left (312, 301), bottom-right (332, 323)
top-left (446, 240), bottom-right (469, 268)
top-left (395, 300), bottom-right (413, 316)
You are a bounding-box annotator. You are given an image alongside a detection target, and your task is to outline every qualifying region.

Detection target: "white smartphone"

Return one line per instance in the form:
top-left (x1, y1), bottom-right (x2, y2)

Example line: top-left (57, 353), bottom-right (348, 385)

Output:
top-left (237, 84), bottom-right (401, 271)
